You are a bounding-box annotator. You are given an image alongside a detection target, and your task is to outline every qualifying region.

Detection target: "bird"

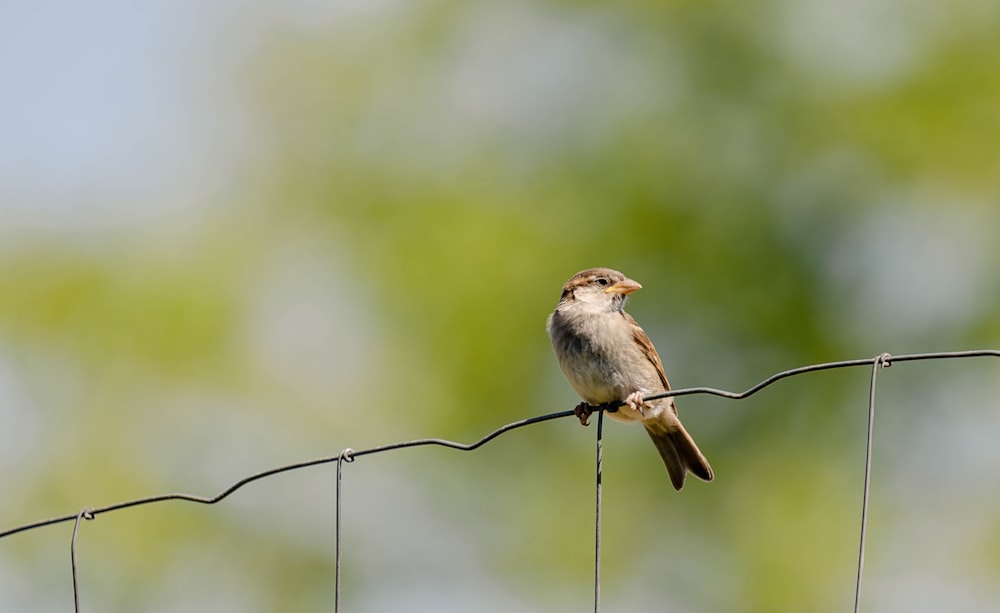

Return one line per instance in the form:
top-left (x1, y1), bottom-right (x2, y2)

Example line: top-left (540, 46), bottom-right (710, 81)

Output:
top-left (546, 267), bottom-right (714, 491)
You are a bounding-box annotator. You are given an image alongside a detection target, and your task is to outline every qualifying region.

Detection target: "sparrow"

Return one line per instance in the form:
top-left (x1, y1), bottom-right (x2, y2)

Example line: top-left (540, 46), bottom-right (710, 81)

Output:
top-left (546, 267), bottom-right (714, 491)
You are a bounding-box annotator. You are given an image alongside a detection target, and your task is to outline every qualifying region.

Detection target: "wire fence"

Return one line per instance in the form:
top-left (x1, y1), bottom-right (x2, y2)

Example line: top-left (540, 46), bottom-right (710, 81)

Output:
top-left (1, 349), bottom-right (998, 612)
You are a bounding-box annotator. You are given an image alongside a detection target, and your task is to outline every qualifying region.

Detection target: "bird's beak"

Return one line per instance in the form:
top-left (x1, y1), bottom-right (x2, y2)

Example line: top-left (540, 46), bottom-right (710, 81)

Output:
top-left (605, 278), bottom-right (642, 295)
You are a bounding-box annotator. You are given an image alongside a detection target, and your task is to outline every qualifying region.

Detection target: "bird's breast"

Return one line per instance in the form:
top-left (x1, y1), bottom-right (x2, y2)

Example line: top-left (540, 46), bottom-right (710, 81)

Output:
top-left (548, 310), bottom-right (641, 404)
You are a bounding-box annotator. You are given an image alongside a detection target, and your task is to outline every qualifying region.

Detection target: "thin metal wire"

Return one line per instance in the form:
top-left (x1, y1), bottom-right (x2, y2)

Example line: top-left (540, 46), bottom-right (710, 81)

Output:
top-left (853, 353), bottom-right (890, 611)
top-left (0, 349), bottom-right (997, 613)
top-left (594, 410), bottom-right (604, 613)
top-left (335, 448), bottom-right (354, 613)
top-left (642, 349), bottom-right (1000, 403)
top-left (6, 349), bottom-right (994, 542)
top-left (70, 507), bottom-right (92, 613)
top-left (0, 410), bottom-right (576, 540)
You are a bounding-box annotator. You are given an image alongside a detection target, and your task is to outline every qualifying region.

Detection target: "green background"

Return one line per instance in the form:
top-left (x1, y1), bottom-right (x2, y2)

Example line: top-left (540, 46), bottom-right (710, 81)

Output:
top-left (1, 0), bottom-right (999, 611)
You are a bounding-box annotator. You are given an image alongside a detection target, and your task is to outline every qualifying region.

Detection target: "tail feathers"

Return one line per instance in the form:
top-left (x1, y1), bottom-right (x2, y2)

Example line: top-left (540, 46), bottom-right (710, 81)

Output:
top-left (644, 420), bottom-right (714, 491)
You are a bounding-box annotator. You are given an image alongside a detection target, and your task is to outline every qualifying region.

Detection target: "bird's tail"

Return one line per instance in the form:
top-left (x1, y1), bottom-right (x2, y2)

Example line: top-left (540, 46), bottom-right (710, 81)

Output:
top-left (644, 416), bottom-right (714, 491)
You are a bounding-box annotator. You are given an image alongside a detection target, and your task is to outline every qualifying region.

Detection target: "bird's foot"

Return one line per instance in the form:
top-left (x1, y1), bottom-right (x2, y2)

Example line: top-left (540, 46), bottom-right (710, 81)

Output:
top-left (574, 402), bottom-right (593, 426)
top-left (624, 391), bottom-right (647, 417)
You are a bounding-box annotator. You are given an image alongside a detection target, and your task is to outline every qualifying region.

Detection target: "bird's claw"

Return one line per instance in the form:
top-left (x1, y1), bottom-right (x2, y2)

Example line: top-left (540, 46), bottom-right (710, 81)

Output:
top-left (625, 391), bottom-right (647, 417)
top-left (574, 402), bottom-right (593, 426)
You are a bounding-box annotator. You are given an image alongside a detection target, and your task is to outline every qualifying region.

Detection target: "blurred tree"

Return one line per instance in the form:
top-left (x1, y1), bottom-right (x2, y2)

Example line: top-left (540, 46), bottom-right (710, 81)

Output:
top-left (1, 0), bottom-right (999, 611)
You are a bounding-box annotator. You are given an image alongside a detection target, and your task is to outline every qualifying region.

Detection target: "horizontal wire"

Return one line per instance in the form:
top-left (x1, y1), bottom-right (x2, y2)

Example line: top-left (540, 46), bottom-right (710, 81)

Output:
top-left (2, 349), bottom-right (997, 541)
top-left (643, 350), bottom-right (1000, 402)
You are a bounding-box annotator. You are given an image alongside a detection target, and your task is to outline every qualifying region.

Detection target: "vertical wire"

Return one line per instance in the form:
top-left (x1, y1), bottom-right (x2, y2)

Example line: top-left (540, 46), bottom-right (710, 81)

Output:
top-left (594, 409), bottom-right (605, 613)
top-left (854, 354), bottom-right (889, 613)
top-left (335, 449), bottom-right (354, 613)
top-left (70, 507), bottom-right (91, 613)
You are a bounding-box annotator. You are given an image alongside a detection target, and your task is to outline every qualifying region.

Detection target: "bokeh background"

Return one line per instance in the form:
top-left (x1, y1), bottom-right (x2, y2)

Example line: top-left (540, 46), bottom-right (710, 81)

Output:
top-left (2, 0), bottom-right (999, 611)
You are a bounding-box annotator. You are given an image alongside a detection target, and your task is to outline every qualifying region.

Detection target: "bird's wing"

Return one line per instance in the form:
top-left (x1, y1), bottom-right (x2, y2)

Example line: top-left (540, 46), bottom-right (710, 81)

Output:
top-left (622, 310), bottom-right (673, 392)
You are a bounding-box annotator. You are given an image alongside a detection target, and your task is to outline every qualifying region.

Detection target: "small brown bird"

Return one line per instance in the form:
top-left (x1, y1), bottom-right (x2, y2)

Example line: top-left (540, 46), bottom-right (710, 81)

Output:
top-left (546, 267), bottom-right (714, 491)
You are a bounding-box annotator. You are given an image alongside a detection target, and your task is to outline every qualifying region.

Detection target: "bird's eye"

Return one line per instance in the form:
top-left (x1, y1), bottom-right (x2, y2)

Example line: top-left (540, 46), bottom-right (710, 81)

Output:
top-left (595, 278), bottom-right (609, 286)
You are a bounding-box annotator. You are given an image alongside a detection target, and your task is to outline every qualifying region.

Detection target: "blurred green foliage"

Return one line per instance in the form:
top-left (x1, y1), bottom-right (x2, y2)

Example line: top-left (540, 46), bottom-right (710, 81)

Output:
top-left (1, 0), bottom-right (999, 611)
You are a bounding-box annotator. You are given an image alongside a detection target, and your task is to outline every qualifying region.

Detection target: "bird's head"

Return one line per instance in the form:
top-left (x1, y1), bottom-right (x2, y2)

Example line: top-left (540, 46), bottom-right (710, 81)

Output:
top-left (557, 267), bottom-right (642, 313)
